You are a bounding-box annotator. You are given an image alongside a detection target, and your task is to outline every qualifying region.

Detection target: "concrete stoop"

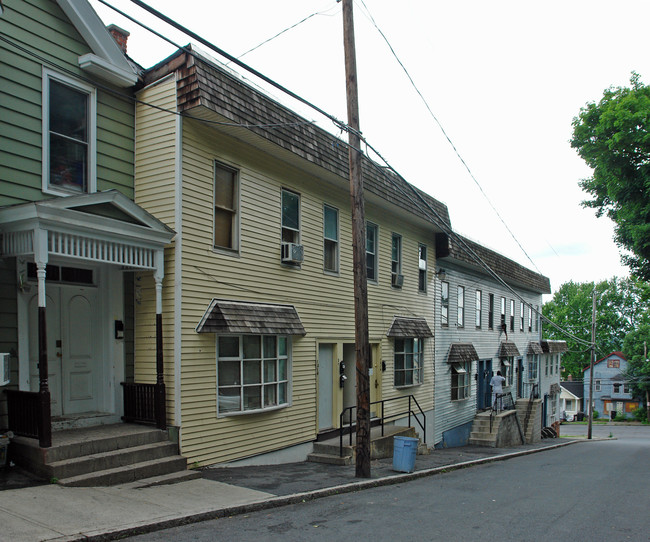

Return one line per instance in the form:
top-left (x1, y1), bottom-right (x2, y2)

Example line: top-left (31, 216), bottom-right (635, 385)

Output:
top-left (9, 423), bottom-right (199, 487)
top-left (308, 425), bottom-right (421, 465)
top-left (469, 410), bottom-right (523, 448)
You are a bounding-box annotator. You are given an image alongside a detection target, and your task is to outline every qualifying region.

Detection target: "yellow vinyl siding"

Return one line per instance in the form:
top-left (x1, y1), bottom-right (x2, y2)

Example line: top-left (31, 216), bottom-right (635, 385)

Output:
top-left (176, 118), bottom-right (435, 465)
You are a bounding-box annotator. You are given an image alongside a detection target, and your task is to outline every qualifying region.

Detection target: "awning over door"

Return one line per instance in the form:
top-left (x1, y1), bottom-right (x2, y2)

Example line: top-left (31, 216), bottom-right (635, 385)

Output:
top-left (196, 299), bottom-right (306, 335)
top-left (386, 316), bottom-right (433, 338)
top-left (527, 341), bottom-right (544, 355)
top-left (499, 341), bottom-right (520, 358)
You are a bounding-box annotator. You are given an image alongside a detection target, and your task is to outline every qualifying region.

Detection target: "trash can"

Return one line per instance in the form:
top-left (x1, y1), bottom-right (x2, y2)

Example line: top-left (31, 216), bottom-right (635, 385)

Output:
top-left (576, 412), bottom-right (585, 421)
top-left (392, 436), bottom-right (418, 473)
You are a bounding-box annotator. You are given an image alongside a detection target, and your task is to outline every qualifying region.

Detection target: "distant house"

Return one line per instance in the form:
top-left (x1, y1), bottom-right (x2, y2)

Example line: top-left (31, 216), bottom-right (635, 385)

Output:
top-left (560, 380), bottom-right (583, 421)
top-left (582, 352), bottom-right (640, 419)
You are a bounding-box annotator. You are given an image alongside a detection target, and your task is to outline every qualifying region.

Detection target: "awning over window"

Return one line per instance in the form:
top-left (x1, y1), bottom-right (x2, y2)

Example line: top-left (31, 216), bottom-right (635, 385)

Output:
top-left (527, 341), bottom-right (543, 355)
top-left (447, 343), bottom-right (478, 364)
top-left (386, 316), bottom-right (433, 338)
top-left (540, 340), bottom-right (568, 354)
top-left (196, 299), bottom-right (306, 335)
top-left (499, 341), bottom-right (520, 358)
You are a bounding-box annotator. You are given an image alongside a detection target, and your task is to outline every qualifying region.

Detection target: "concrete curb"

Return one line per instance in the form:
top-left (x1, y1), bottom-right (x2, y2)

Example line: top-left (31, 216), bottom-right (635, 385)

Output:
top-left (64, 438), bottom-right (592, 542)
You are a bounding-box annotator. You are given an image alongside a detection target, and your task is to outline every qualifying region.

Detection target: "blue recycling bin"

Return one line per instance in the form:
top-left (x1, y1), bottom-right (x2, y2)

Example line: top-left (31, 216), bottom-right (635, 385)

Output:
top-left (392, 436), bottom-right (418, 473)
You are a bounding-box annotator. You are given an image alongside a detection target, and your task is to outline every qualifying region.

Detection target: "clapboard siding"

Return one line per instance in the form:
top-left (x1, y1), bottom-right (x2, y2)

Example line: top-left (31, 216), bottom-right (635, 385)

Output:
top-left (0, 258), bottom-right (18, 428)
top-left (0, 0), bottom-right (135, 205)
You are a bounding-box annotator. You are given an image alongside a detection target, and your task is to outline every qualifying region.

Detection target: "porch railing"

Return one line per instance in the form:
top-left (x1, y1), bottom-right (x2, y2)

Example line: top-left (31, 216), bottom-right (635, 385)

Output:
top-left (4, 390), bottom-right (49, 445)
top-left (121, 382), bottom-right (166, 428)
top-left (339, 395), bottom-right (426, 457)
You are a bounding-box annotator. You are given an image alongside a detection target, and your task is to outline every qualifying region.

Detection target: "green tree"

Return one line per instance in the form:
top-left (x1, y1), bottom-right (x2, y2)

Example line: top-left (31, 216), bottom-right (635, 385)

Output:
top-left (622, 322), bottom-right (650, 422)
top-left (543, 277), bottom-right (650, 378)
top-left (571, 73), bottom-right (650, 280)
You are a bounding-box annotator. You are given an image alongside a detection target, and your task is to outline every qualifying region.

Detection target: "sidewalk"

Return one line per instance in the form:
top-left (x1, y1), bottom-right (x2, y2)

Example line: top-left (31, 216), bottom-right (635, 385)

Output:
top-left (0, 437), bottom-right (586, 542)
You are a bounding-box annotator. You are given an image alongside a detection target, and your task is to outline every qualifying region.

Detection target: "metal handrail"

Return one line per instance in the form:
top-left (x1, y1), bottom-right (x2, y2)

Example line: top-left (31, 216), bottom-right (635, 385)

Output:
top-left (522, 383), bottom-right (539, 439)
top-left (339, 395), bottom-right (426, 457)
top-left (489, 391), bottom-right (516, 432)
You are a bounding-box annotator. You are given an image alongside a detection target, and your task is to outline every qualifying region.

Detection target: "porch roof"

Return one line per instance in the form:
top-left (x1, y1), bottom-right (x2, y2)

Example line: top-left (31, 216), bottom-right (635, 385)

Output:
top-left (196, 299), bottom-right (306, 335)
top-left (0, 190), bottom-right (175, 270)
top-left (386, 316), bottom-right (433, 338)
top-left (499, 341), bottom-right (520, 358)
top-left (447, 343), bottom-right (479, 364)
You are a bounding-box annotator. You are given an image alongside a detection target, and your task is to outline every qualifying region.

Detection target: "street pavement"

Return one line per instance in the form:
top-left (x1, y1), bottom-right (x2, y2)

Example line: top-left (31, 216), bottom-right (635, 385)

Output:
top-left (0, 423), bottom-right (629, 542)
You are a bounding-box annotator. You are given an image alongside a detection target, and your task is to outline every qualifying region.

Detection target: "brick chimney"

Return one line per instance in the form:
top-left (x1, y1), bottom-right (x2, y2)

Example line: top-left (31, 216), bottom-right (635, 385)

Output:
top-left (107, 24), bottom-right (129, 55)
top-left (567, 374), bottom-right (573, 381)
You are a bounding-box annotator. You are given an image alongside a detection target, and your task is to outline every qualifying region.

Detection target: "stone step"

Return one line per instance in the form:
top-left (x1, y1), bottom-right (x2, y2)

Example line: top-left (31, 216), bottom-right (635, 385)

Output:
top-left (468, 437), bottom-right (497, 447)
top-left (47, 441), bottom-right (179, 480)
top-left (58, 455), bottom-right (189, 487)
top-left (313, 442), bottom-right (353, 456)
top-left (115, 469), bottom-right (202, 489)
top-left (307, 452), bottom-right (352, 466)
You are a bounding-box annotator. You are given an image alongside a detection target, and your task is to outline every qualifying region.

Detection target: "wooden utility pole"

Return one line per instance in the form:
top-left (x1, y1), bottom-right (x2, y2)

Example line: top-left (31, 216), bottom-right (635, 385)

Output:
top-left (644, 341), bottom-right (649, 423)
top-left (588, 288), bottom-right (596, 440)
top-left (342, 0), bottom-right (371, 478)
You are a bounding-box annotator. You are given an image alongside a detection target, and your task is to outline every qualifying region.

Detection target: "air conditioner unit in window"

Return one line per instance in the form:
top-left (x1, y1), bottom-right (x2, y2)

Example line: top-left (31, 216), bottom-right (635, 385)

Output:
top-left (0, 353), bottom-right (10, 387)
top-left (392, 273), bottom-right (404, 288)
top-left (281, 242), bottom-right (304, 264)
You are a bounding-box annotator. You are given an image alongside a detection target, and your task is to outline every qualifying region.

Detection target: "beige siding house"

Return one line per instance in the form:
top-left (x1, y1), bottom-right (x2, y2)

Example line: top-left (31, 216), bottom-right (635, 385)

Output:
top-left (135, 48), bottom-right (451, 466)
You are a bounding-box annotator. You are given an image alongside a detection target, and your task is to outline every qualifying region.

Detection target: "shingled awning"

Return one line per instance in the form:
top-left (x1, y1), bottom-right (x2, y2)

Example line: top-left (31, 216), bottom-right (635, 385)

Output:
top-left (447, 343), bottom-right (479, 364)
top-left (196, 299), bottom-right (306, 335)
top-left (386, 316), bottom-right (433, 338)
top-left (540, 340), bottom-right (568, 354)
top-left (527, 341), bottom-right (543, 355)
top-left (499, 341), bottom-right (520, 358)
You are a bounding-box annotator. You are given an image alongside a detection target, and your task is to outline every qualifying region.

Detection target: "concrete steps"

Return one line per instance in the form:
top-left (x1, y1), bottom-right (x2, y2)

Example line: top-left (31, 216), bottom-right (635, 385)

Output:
top-left (10, 423), bottom-right (194, 487)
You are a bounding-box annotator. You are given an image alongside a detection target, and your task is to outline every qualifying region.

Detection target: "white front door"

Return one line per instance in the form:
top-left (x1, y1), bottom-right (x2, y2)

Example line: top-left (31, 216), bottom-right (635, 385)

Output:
top-left (28, 284), bottom-right (101, 415)
top-left (317, 344), bottom-right (334, 431)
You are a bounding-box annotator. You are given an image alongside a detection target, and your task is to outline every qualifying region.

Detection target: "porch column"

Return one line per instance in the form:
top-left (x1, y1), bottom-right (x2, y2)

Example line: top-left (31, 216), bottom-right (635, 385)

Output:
top-left (154, 250), bottom-right (166, 430)
top-left (34, 229), bottom-right (51, 448)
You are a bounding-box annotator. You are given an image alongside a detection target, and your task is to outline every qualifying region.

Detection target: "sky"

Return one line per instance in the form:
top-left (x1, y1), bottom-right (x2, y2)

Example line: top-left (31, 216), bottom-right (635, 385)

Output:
top-left (90, 0), bottom-right (648, 296)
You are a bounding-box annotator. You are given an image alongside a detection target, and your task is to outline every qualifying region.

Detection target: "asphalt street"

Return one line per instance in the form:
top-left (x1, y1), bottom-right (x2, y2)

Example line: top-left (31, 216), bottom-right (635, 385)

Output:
top-left (126, 424), bottom-right (650, 542)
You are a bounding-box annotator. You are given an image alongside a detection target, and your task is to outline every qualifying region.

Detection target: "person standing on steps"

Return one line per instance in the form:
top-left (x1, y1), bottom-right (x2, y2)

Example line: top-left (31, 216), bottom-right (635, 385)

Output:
top-left (490, 371), bottom-right (506, 411)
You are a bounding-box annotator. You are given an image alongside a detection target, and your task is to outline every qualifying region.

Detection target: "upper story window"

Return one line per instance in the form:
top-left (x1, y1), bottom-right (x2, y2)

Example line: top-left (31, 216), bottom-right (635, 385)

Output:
top-left (475, 290), bottom-right (482, 328)
top-left (520, 302), bottom-right (525, 332)
top-left (281, 189), bottom-right (300, 244)
top-left (366, 222), bottom-right (378, 282)
top-left (488, 293), bottom-right (494, 330)
top-left (43, 69), bottom-right (96, 196)
top-left (323, 204), bottom-right (339, 273)
top-left (500, 297), bottom-right (506, 328)
top-left (214, 162), bottom-right (239, 251)
top-left (391, 234), bottom-right (402, 288)
top-left (457, 286), bottom-right (465, 328)
top-left (217, 335), bottom-right (290, 415)
top-left (534, 305), bottom-right (539, 332)
top-left (613, 383), bottom-right (620, 394)
top-left (510, 299), bottom-right (515, 332)
top-left (441, 281), bottom-right (449, 326)
top-left (418, 244), bottom-right (427, 292)
top-left (394, 338), bottom-right (423, 387)
top-left (528, 355), bottom-right (538, 380)
top-left (595, 379), bottom-right (601, 392)
top-left (528, 305), bottom-right (533, 332)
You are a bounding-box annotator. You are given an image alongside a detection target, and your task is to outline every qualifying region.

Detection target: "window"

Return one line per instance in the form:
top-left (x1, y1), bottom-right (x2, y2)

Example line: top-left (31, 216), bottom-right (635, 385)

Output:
top-left (391, 234), bottom-right (402, 287)
top-left (214, 162), bottom-right (239, 250)
top-left (595, 379), bottom-right (601, 392)
top-left (451, 361), bottom-right (470, 400)
top-left (502, 358), bottom-right (513, 386)
top-left (488, 293), bottom-right (494, 330)
top-left (555, 355), bottom-right (559, 374)
top-left (366, 222), bottom-right (378, 281)
top-left (217, 335), bottom-right (289, 415)
top-left (43, 69), bottom-right (96, 195)
top-left (623, 384), bottom-right (630, 394)
top-left (528, 305), bottom-right (532, 332)
top-left (394, 338), bottom-right (423, 387)
top-left (545, 357), bottom-right (549, 376)
top-left (613, 383), bottom-right (621, 394)
top-left (418, 244), bottom-right (427, 292)
top-left (520, 302), bottom-right (524, 331)
top-left (323, 205), bottom-right (339, 273)
top-left (441, 281), bottom-right (449, 326)
top-left (510, 299), bottom-right (515, 332)
top-left (500, 297), bottom-right (506, 328)
top-left (281, 189), bottom-right (300, 244)
top-left (534, 305), bottom-right (539, 332)
top-left (550, 357), bottom-right (553, 375)
top-left (475, 290), bottom-right (482, 328)
top-left (457, 286), bottom-right (465, 328)
top-left (528, 355), bottom-right (538, 380)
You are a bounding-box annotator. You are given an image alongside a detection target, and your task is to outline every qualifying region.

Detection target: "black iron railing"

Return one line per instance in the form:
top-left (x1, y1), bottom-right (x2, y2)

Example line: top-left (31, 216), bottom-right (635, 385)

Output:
top-left (339, 395), bottom-right (426, 457)
top-left (4, 389), bottom-right (52, 446)
top-left (121, 382), bottom-right (159, 425)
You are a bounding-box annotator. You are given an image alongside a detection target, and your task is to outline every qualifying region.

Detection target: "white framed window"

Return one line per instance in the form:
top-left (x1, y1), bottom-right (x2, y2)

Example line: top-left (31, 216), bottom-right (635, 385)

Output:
top-left (545, 357), bottom-right (549, 376)
top-left (613, 383), bottom-right (621, 394)
top-left (510, 299), bottom-right (515, 332)
top-left (475, 290), bottom-right (482, 328)
top-left (595, 379), bottom-right (601, 392)
top-left (528, 355), bottom-right (538, 380)
top-left (520, 301), bottom-right (524, 331)
top-left (528, 305), bottom-right (533, 332)
top-left (500, 297), bottom-right (506, 328)
top-left (394, 338), bottom-right (423, 387)
top-left (281, 189), bottom-right (300, 244)
top-left (366, 222), bottom-right (378, 282)
top-left (488, 293), bottom-right (494, 330)
top-left (451, 361), bottom-right (470, 400)
top-left (441, 281), bottom-right (449, 326)
top-left (457, 285), bottom-right (465, 328)
top-left (391, 233), bottom-right (402, 288)
top-left (43, 68), bottom-right (96, 196)
top-left (214, 161), bottom-right (239, 251)
top-left (217, 335), bottom-right (290, 415)
top-left (502, 358), bottom-right (513, 386)
top-left (323, 204), bottom-right (339, 273)
top-left (418, 244), bottom-right (427, 292)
